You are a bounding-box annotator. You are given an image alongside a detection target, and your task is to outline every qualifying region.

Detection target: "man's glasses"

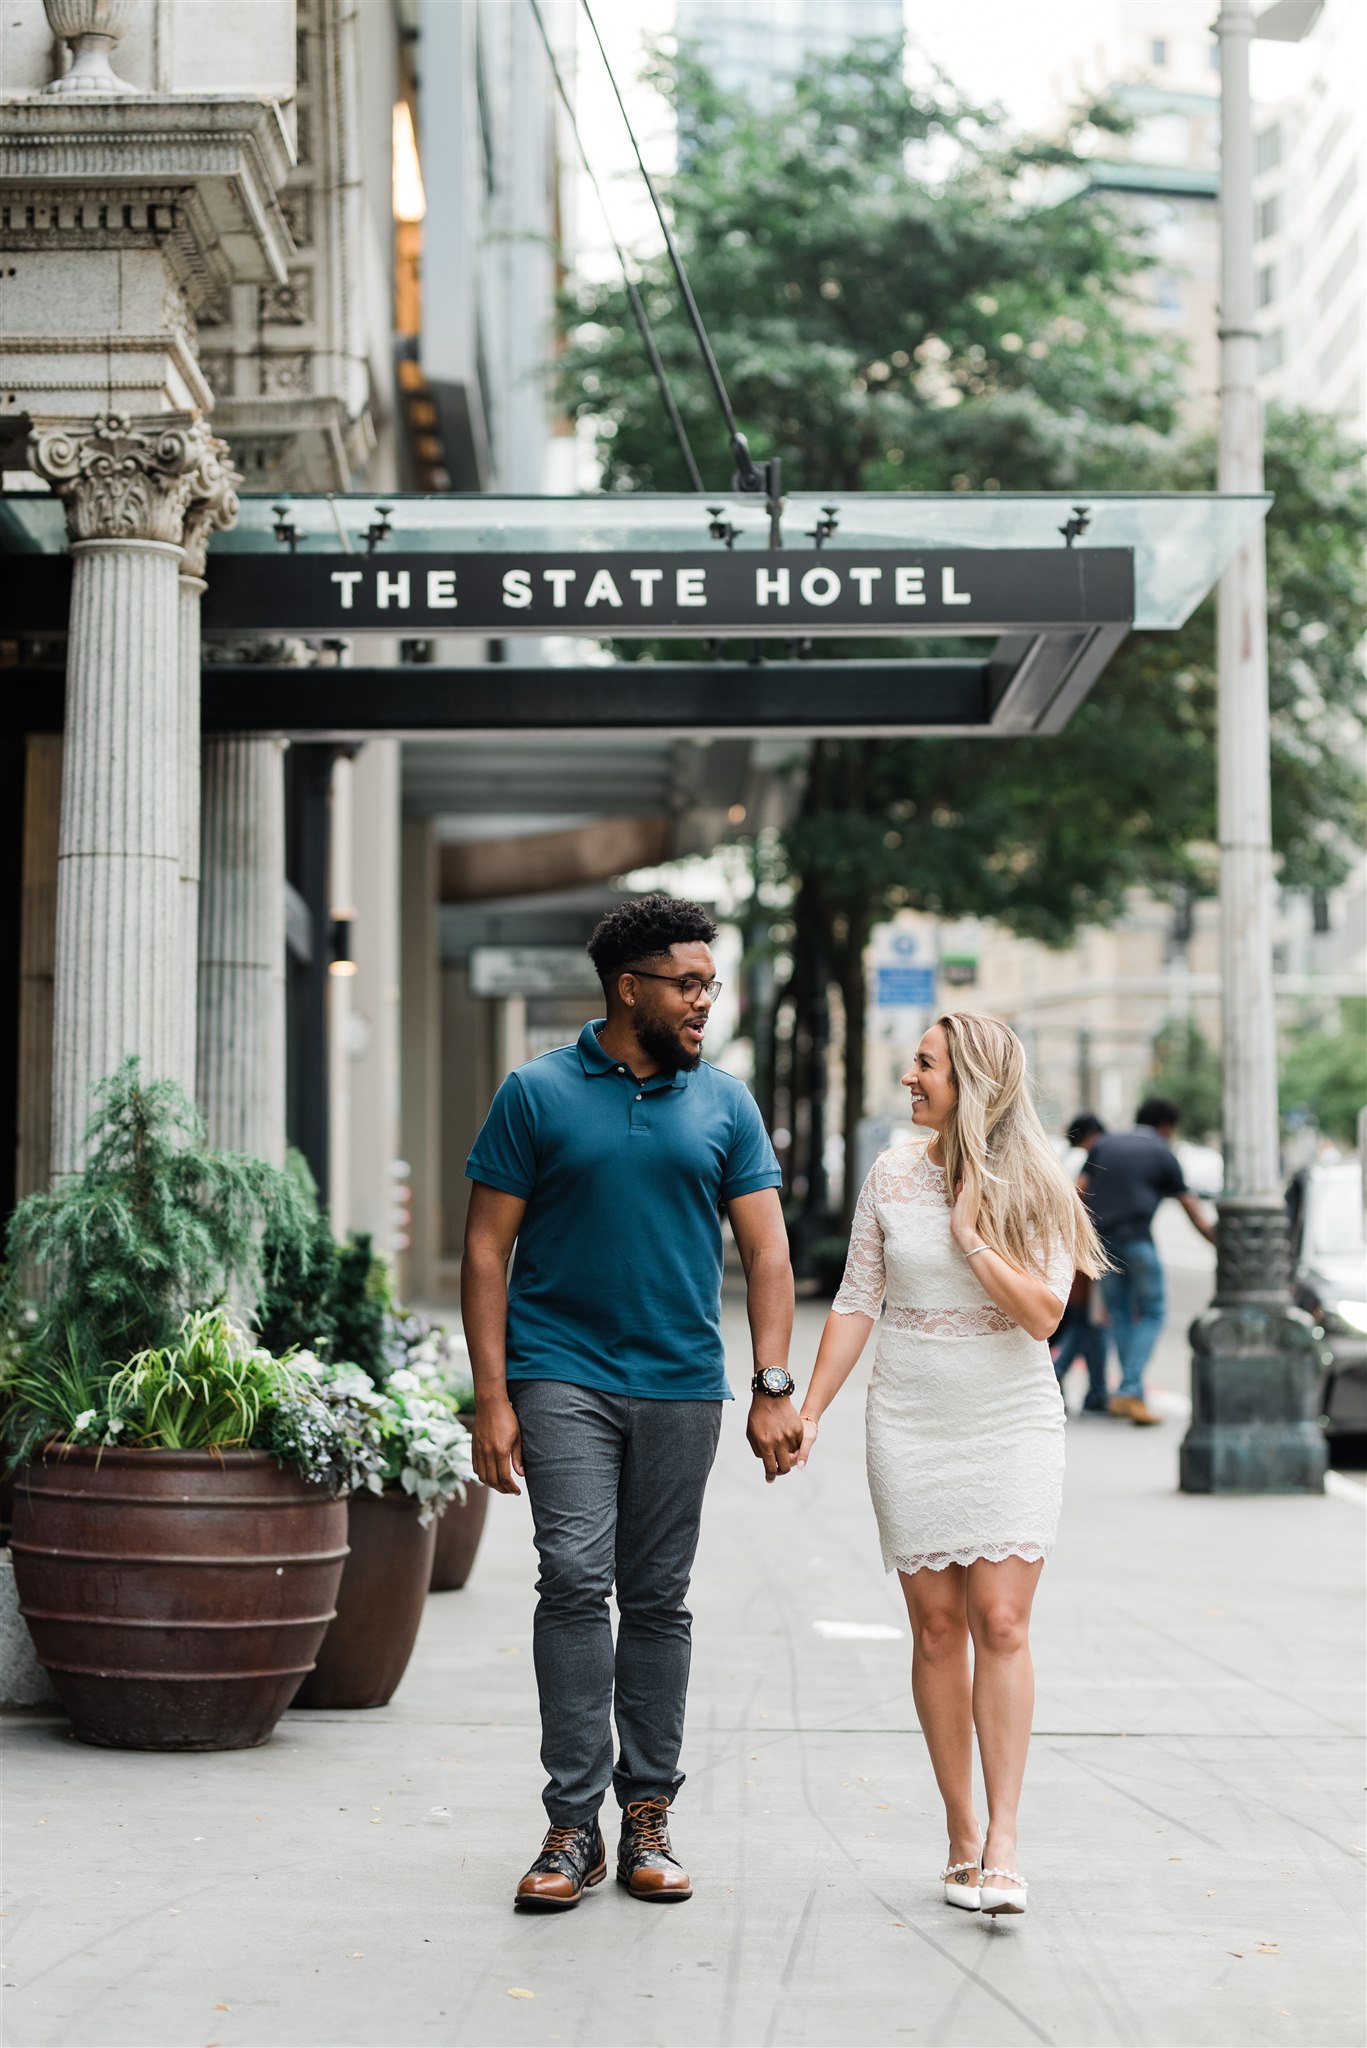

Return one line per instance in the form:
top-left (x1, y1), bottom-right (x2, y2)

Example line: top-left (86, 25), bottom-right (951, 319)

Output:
top-left (626, 970), bottom-right (723, 1003)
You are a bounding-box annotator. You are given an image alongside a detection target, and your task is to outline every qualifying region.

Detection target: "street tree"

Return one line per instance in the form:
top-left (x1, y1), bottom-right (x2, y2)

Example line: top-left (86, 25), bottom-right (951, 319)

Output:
top-left (557, 41), bottom-right (1366, 1219)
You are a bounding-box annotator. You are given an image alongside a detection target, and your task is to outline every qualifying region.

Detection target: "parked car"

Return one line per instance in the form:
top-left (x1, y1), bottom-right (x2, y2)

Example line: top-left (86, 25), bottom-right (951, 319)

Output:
top-left (1286, 1161), bottom-right (1367, 1456)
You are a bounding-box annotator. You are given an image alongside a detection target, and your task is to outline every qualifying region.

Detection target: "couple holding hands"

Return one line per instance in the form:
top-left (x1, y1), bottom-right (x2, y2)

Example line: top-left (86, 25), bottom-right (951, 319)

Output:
top-left (462, 897), bottom-right (1102, 1920)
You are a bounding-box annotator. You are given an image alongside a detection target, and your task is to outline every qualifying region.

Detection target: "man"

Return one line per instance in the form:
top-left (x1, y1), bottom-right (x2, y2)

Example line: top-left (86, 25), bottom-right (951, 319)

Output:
top-left (1052, 1114), bottom-right (1111, 1415)
top-left (462, 894), bottom-right (803, 1912)
top-left (1079, 1096), bottom-right (1217, 1426)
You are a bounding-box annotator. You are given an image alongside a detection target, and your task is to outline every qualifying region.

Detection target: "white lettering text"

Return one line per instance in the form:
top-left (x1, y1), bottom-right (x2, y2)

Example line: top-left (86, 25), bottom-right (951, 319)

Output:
top-left (755, 567), bottom-right (791, 606)
top-left (849, 566), bottom-right (883, 606)
top-left (502, 568), bottom-right (533, 608)
top-left (629, 568), bottom-right (663, 606)
top-left (676, 568), bottom-right (707, 607)
top-left (800, 566), bottom-right (840, 607)
top-left (584, 568), bottom-right (623, 608)
top-left (376, 569), bottom-right (411, 609)
top-left (330, 570), bottom-right (363, 610)
top-left (941, 565), bottom-right (972, 606)
top-left (426, 569), bottom-right (458, 609)
top-left (543, 568), bottom-right (577, 608)
top-left (895, 566), bottom-right (926, 605)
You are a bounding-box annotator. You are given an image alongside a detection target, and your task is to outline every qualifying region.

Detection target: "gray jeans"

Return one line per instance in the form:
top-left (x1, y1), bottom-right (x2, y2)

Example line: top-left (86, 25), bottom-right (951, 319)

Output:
top-left (508, 1378), bottom-right (722, 1827)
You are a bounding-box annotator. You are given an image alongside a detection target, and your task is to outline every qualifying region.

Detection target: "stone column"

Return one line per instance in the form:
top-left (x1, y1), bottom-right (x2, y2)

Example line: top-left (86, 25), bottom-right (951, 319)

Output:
top-left (178, 440), bottom-right (240, 1099)
top-left (196, 737), bottom-right (288, 1166)
top-left (15, 736), bottom-right (63, 1201)
top-left (29, 411), bottom-right (216, 1175)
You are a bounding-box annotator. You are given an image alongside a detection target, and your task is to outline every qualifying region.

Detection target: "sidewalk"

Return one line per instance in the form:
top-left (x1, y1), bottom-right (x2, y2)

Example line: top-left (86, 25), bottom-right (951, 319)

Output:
top-left (5, 1272), bottom-right (1364, 2048)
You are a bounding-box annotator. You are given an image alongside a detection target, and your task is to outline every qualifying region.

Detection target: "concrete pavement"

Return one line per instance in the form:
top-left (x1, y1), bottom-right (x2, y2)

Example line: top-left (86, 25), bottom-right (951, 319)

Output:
top-left (4, 1256), bottom-right (1364, 2048)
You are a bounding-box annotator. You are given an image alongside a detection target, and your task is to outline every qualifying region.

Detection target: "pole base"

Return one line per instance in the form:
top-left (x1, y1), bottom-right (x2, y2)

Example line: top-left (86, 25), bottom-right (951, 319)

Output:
top-left (1180, 1302), bottom-right (1327, 1494)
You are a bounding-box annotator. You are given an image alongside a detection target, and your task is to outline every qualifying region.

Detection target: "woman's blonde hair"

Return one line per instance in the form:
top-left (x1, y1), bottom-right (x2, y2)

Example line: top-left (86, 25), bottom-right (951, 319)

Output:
top-left (934, 1011), bottom-right (1108, 1280)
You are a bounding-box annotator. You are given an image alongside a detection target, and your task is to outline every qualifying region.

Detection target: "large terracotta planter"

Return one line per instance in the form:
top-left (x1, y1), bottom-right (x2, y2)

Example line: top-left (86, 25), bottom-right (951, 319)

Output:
top-left (10, 1449), bottom-right (349, 1751)
top-left (429, 1483), bottom-right (488, 1591)
top-left (293, 1488), bottom-right (436, 1710)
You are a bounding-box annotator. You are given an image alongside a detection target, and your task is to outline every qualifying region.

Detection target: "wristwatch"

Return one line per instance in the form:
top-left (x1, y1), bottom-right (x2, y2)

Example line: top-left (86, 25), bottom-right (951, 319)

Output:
top-left (752, 1366), bottom-right (796, 1398)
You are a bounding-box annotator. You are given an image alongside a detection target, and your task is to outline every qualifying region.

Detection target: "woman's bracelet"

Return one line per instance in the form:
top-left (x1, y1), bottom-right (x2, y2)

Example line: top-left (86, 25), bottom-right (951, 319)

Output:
top-left (964, 1243), bottom-right (992, 1258)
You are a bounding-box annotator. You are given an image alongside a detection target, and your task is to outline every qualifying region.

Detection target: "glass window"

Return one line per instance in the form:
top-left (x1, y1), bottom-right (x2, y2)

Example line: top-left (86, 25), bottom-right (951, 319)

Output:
top-left (1255, 124), bottom-right (1281, 174)
top-left (1256, 263), bottom-right (1277, 309)
top-left (1151, 37), bottom-right (1168, 65)
top-left (1256, 194), bottom-right (1281, 240)
top-left (1259, 328), bottom-right (1284, 374)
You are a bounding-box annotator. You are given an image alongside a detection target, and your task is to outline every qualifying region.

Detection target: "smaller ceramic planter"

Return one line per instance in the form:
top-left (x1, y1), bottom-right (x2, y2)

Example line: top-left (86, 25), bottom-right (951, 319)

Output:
top-left (429, 1484), bottom-right (488, 1591)
top-left (293, 1488), bottom-right (436, 1710)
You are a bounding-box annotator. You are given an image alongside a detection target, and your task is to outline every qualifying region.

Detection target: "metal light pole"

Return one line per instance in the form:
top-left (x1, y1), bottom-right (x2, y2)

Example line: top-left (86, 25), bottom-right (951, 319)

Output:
top-left (1180, 0), bottom-right (1326, 1493)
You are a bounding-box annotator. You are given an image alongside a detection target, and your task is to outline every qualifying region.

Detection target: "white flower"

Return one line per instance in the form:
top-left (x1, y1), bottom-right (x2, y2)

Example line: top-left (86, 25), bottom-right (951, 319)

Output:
top-left (388, 1368), bottom-right (420, 1393)
top-left (73, 1409), bottom-right (97, 1431)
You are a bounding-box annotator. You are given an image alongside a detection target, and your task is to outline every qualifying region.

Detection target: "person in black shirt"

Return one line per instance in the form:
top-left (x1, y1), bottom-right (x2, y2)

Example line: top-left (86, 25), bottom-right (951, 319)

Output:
top-left (1078, 1097), bottom-right (1217, 1424)
top-left (1051, 1114), bottom-right (1110, 1414)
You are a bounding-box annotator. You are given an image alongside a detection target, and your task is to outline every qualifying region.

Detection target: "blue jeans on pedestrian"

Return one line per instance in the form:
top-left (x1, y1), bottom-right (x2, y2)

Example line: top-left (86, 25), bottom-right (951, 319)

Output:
top-left (508, 1378), bottom-right (722, 1827)
top-left (1099, 1237), bottom-right (1166, 1401)
top-left (1052, 1298), bottom-right (1109, 1409)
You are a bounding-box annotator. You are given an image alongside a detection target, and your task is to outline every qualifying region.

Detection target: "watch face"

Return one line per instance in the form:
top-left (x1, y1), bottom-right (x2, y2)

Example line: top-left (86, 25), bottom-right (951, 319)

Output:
top-left (760, 1367), bottom-right (792, 1395)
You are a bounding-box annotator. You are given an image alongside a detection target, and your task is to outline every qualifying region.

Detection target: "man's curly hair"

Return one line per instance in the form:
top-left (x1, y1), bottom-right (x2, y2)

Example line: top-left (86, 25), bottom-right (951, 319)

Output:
top-left (586, 894), bottom-right (717, 989)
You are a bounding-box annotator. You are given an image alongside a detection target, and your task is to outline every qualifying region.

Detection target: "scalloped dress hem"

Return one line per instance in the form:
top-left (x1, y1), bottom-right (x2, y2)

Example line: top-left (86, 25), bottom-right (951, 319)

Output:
top-left (889, 1543), bottom-right (1050, 1576)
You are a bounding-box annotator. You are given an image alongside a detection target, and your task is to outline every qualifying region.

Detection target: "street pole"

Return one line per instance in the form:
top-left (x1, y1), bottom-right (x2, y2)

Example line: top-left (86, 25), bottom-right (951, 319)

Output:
top-left (1179, 0), bottom-right (1325, 1493)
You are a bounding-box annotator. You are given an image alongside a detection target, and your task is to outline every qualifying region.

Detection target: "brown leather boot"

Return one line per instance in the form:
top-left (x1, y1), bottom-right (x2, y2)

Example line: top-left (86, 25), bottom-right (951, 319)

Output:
top-left (616, 1797), bottom-right (692, 1902)
top-left (514, 1819), bottom-right (606, 1910)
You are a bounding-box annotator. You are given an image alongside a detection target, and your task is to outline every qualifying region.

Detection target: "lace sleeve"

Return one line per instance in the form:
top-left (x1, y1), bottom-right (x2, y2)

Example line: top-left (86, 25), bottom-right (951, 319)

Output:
top-left (1031, 1229), bottom-right (1074, 1310)
top-left (831, 1166), bottom-right (885, 1318)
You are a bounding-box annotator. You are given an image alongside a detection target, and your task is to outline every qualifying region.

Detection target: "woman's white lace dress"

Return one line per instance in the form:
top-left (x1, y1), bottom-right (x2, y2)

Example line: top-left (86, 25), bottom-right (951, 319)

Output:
top-left (832, 1138), bottom-right (1071, 1575)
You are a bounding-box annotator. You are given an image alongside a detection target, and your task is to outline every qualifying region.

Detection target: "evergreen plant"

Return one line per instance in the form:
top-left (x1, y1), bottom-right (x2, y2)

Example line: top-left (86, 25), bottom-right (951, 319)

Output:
top-left (4, 1058), bottom-right (314, 1374)
top-left (255, 1148), bottom-right (339, 1360)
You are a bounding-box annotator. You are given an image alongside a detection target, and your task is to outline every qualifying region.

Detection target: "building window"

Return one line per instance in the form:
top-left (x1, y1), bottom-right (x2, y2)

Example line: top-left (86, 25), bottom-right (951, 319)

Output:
top-left (1156, 270), bottom-right (1183, 313)
top-left (1256, 194), bottom-right (1281, 240)
top-left (1255, 124), bottom-right (1281, 174)
top-left (1151, 37), bottom-right (1168, 65)
top-left (1256, 262), bottom-right (1277, 309)
top-left (1318, 307), bottom-right (1359, 385)
top-left (1259, 328), bottom-right (1284, 374)
top-left (1321, 163), bottom-right (1357, 236)
top-left (1208, 40), bottom-right (1220, 69)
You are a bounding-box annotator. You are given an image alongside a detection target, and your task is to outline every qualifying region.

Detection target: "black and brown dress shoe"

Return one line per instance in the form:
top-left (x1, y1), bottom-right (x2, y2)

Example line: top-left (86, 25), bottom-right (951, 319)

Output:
top-left (514, 1820), bottom-right (607, 1909)
top-left (616, 1797), bottom-right (692, 1902)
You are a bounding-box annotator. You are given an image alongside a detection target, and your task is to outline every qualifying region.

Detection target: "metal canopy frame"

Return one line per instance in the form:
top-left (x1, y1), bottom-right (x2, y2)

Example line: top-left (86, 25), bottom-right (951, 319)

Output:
top-left (0, 488), bottom-right (1269, 739)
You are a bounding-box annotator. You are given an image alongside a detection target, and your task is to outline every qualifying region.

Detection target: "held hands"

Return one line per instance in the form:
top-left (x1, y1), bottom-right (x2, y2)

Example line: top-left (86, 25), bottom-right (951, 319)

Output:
top-left (472, 1395), bottom-right (524, 1496)
top-left (746, 1395), bottom-right (806, 1484)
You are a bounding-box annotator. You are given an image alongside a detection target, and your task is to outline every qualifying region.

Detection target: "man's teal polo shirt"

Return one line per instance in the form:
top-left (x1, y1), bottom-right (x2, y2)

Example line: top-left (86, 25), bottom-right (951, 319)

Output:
top-left (466, 1019), bottom-right (782, 1401)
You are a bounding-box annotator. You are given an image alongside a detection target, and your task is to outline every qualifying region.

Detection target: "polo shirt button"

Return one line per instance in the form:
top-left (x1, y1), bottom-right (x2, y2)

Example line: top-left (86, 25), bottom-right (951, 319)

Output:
top-left (617, 1066), bottom-right (625, 1073)
top-left (635, 1093), bottom-right (643, 1101)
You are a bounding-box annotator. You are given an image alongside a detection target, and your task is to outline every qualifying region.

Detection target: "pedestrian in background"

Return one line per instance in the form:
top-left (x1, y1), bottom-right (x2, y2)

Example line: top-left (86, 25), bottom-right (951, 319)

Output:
top-left (1051, 1113), bottom-right (1111, 1415)
top-left (1079, 1096), bottom-right (1217, 1426)
top-left (461, 895), bottom-right (802, 1912)
top-left (794, 1013), bottom-right (1104, 1919)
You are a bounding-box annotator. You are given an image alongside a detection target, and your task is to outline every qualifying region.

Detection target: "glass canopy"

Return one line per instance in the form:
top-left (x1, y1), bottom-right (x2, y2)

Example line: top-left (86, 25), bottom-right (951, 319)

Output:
top-left (0, 489), bottom-right (1270, 630)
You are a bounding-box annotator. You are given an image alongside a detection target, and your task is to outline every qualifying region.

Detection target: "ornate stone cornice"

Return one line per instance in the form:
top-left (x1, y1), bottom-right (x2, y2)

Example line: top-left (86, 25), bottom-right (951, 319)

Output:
top-left (28, 410), bottom-right (219, 547)
top-left (0, 98), bottom-right (296, 295)
top-left (181, 431), bottom-right (241, 577)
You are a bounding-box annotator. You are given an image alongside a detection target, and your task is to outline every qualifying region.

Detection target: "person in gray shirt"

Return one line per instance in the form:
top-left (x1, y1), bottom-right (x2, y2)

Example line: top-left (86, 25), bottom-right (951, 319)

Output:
top-left (1079, 1097), bottom-right (1216, 1425)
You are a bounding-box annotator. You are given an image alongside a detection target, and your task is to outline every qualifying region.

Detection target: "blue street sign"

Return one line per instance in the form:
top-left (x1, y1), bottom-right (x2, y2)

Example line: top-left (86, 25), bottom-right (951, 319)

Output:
top-left (875, 965), bottom-right (936, 1007)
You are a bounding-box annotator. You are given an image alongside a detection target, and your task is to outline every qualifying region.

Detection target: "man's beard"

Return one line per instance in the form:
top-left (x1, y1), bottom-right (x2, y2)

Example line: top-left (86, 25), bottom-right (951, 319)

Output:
top-left (634, 1008), bottom-right (701, 1075)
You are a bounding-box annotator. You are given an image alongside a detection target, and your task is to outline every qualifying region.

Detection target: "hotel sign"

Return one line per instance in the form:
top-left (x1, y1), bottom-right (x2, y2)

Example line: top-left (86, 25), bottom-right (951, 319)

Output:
top-left (202, 547), bottom-right (1133, 636)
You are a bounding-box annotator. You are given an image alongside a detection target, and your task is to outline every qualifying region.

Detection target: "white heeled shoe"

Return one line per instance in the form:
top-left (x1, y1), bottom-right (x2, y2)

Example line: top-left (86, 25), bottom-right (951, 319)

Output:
top-left (940, 1855), bottom-right (982, 1911)
top-left (980, 1865), bottom-right (1028, 1916)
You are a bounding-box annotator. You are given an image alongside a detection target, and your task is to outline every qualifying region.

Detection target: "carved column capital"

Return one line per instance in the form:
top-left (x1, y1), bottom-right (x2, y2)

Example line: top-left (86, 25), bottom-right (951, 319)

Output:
top-left (28, 411), bottom-right (216, 548)
top-left (181, 432), bottom-right (242, 579)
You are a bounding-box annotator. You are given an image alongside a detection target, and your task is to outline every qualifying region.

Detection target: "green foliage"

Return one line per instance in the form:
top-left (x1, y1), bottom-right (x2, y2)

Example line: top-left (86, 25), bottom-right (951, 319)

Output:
top-left (1148, 1017), bottom-right (1224, 1143)
top-left (556, 41), bottom-right (1366, 1209)
top-left (102, 1308), bottom-right (287, 1451)
top-left (255, 1149), bottom-right (339, 1361)
top-left (328, 1232), bottom-right (392, 1383)
top-left (5, 1059), bottom-right (316, 1374)
top-left (1280, 1000), bottom-right (1367, 1145)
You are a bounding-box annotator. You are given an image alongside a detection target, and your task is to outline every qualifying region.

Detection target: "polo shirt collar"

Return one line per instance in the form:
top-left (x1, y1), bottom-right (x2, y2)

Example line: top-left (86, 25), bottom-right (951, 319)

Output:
top-left (576, 1019), bottom-right (690, 1090)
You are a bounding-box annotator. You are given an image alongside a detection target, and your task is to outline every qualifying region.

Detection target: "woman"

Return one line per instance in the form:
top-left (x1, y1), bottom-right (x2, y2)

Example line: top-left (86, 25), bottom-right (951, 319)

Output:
top-left (796, 1013), bottom-right (1105, 1917)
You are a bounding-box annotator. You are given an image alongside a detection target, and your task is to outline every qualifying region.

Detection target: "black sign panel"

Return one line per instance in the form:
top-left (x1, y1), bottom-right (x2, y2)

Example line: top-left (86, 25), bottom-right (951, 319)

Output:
top-left (199, 547), bottom-right (1133, 637)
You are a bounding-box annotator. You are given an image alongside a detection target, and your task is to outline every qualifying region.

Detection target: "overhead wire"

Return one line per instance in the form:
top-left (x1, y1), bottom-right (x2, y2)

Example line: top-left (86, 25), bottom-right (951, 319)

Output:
top-left (577, 0), bottom-right (764, 489)
top-left (527, 0), bottom-right (705, 493)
